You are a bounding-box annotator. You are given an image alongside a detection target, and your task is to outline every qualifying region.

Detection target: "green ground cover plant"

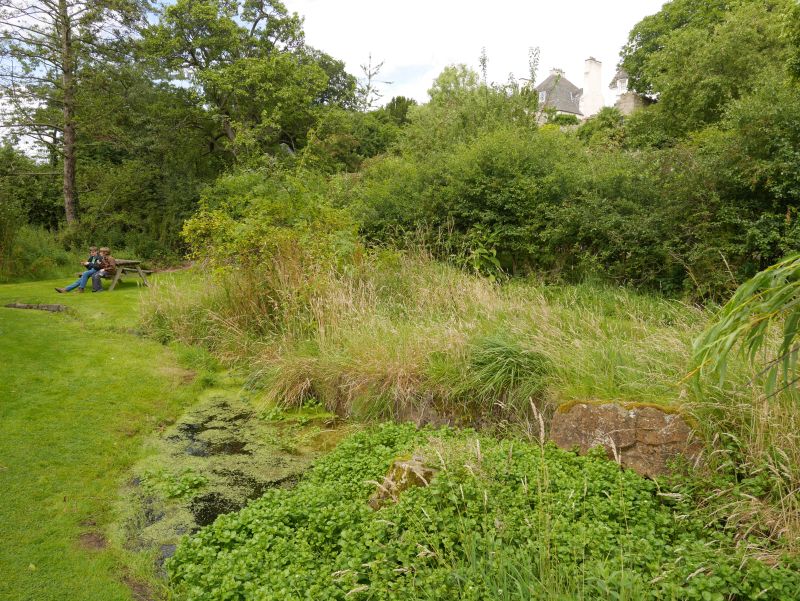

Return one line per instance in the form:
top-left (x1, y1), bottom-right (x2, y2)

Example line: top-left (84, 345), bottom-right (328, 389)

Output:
top-left (168, 424), bottom-right (800, 600)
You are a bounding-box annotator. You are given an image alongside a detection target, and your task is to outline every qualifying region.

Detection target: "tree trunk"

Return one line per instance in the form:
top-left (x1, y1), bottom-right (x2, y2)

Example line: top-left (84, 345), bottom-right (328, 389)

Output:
top-left (59, 0), bottom-right (78, 224)
top-left (222, 115), bottom-right (238, 158)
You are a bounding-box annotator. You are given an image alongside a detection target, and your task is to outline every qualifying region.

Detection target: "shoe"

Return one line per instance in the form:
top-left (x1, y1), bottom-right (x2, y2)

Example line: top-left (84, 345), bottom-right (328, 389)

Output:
top-left (93, 289), bottom-right (104, 293)
top-left (76, 288), bottom-right (84, 293)
top-left (55, 288), bottom-right (66, 293)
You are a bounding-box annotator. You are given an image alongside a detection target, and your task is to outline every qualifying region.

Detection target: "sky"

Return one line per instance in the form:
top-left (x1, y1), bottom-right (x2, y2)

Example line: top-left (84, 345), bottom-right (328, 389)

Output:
top-left (283, 0), bottom-right (666, 106)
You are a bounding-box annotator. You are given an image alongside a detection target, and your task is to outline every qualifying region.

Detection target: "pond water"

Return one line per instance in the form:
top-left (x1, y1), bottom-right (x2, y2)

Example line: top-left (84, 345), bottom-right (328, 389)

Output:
top-left (118, 392), bottom-right (349, 565)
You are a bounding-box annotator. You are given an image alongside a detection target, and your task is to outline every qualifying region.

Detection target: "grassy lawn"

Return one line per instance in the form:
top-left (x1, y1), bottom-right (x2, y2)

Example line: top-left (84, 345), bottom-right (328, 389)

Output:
top-left (0, 276), bottom-right (195, 601)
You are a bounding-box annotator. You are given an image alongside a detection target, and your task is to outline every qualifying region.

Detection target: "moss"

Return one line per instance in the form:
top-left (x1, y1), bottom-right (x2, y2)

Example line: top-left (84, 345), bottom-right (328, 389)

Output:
top-left (555, 398), bottom-right (683, 415)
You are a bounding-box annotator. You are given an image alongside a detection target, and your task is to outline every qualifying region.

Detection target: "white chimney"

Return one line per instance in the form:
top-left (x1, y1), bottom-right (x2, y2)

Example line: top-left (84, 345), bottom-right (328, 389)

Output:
top-left (580, 57), bottom-right (604, 118)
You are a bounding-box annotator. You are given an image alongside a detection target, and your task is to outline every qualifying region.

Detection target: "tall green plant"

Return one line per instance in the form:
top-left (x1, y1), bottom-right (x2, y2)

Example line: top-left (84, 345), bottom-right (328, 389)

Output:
top-left (692, 253), bottom-right (800, 395)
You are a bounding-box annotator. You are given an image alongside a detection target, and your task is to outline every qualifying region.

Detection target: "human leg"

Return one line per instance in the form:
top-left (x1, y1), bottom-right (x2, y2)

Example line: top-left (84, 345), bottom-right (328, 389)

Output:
top-left (92, 270), bottom-right (105, 292)
top-left (63, 278), bottom-right (81, 292)
top-left (77, 269), bottom-right (96, 290)
top-left (63, 270), bottom-right (92, 292)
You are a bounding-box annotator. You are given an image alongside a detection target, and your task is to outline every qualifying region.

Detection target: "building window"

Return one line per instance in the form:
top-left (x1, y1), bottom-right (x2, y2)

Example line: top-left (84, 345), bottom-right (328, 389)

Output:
top-left (539, 91), bottom-right (547, 103)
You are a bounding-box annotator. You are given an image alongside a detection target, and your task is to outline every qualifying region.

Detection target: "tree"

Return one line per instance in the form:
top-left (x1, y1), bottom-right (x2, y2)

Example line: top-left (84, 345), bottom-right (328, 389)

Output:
top-left (620, 0), bottom-right (793, 139)
top-left (789, 1), bottom-right (800, 79)
top-left (383, 96), bottom-right (417, 125)
top-left (356, 53), bottom-right (388, 112)
top-left (144, 0), bottom-right (351, 158)
top-left (620, 0), bottom-right (729, 97)
top-left (0, 0), bottom-right (146, 223)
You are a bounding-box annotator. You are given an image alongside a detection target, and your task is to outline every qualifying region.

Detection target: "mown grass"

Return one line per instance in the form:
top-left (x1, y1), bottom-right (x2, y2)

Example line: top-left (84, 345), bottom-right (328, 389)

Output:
top-left (0, 275), bottom-right (197, 601)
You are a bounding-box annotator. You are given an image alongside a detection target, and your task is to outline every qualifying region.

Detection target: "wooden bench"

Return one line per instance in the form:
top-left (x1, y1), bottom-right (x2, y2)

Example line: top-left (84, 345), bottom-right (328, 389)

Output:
top-left (102, 259), bottom-right (151, 291)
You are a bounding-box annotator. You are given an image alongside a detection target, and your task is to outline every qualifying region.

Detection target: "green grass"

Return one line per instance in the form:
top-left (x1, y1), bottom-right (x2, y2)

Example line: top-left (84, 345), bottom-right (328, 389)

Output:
top-left (143, 253), bottom-right (800, 554)
top-left (0, 275), bottom-right (196, 601)
top-left (142, 253), bottom-right (719, 417)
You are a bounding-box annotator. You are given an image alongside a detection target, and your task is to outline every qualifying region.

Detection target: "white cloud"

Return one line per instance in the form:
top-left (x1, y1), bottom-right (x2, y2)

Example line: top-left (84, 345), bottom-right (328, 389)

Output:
top-left (286, 0), bottom-right (666, 105)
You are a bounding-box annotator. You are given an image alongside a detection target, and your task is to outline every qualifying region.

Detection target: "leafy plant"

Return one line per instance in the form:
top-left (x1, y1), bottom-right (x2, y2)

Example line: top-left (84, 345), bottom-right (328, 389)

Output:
top-left (168, 424), bottom-right (800, 600)
top-left (142, 469), bottom-right (208, 500)
top-left (692, 253), bottom-right (800, 395)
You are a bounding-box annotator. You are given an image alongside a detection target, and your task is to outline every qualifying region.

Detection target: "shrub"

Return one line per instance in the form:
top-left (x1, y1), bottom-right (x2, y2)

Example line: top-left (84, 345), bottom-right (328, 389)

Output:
top-left (0, 225), bottom-right (78, 282)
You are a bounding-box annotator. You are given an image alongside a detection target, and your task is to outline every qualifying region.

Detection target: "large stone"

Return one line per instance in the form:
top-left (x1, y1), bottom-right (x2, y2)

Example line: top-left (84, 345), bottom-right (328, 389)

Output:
top-left (368, 454), bottom-right (437, 510)
top-left (549, 402), bottom-right (703, 478)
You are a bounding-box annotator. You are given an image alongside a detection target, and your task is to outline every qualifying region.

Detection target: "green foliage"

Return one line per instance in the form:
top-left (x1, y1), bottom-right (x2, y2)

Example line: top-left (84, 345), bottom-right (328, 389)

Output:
top-left (789, 1), bottom-right (800, 79)
top-left (168, 425), bottom-right (800, 600)
top-left (144, 0), bottom-right (354, 159)
top-left (300, 107), bottom-right (401, 173)
top-left (0, 145), bottom-right (64, 277)
top-left (692, 253), bottom-right (800, 395)
top-left (576, 107), bottom-right (625, 147)
top-left (0, 225), bottom-right (77, 282)
top-left (544, 112), bottom-right (579, 127)
top-left (181, 168), bottom-right (357, 267)
top-left (142, 469), bottom-right (208, 500)
top-left (622, 0), bottom-right (794, 139)
top-left (383, 96), bottom-right (417, 125)
top-left (397, 64), bottom-right (538, 159)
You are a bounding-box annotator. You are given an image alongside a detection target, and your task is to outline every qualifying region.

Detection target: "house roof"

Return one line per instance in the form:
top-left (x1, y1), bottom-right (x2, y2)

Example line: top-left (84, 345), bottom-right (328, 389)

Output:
top-left (535, 70), bottom-right (583, 115)
top-left (609, 68), bottom-right (629, 89)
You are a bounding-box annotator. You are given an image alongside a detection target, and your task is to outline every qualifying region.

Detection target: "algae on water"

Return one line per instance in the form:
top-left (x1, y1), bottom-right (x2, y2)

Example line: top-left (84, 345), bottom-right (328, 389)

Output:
top-left (115, 388), bottom-right (349, 559)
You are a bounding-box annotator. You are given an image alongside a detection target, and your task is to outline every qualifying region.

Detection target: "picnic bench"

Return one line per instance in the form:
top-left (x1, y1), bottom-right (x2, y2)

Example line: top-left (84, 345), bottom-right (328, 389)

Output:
top-left (104, 259), bottom-right (150, 291)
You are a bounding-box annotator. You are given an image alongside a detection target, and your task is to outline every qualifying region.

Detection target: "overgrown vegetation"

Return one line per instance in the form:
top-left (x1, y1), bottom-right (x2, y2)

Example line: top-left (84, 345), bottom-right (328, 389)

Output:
top-left (169, 424), bottom-right (800, 600)
top-left (143, 250), bottom-right (800, 557)
top-left (5, 0), bottom-right (800, 597)
top-left (3, 0), bottom-right (799, 295)
top-left (143, 248), bottom-right (709, 418)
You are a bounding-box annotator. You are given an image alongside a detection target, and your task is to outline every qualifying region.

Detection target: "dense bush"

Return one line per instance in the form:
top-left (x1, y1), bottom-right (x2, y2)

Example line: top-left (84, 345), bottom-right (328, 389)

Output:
top-left (169, 424), bottom-right (800, 600)
top-left (0, 226), bottom-right (78, 282)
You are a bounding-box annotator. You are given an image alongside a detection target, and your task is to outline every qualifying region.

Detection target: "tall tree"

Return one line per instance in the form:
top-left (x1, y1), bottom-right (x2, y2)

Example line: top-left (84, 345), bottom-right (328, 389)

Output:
top-left (144, 0), bottom-right (352, 158)
top-left (621, 0), bottom-right (793, 139)
top-left (0, 0), bottom-right (146, 223)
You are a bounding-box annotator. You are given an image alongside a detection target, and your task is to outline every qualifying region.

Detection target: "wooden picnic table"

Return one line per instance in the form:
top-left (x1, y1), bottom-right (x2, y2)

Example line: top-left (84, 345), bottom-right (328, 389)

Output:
top-left (107, 259), bottom-right (150, 291)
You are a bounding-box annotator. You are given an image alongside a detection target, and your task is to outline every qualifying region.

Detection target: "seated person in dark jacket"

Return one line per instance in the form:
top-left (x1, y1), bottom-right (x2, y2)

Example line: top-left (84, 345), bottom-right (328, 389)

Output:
top-left (56, 246), bottom-right (101, 293)
top-left (91, 247), bottom-right (117, 292)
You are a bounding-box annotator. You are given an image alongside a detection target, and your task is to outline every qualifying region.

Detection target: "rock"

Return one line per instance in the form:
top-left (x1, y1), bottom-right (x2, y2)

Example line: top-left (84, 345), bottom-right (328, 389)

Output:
top-left (549, 402), bottom-right (703, 478)
top-left (368, 455), bottom-right (438, 510)
top-left (394, 402), bottom-right (453, 427)
top-left (5, 302), bottom-right (68, 312)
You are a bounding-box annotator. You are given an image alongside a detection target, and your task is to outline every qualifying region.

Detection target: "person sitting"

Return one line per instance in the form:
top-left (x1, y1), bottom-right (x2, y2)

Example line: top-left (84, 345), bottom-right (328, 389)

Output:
top-left (56, 246), bottom-right (102, 293)
top-left (91, 247), bottom-right (117, 292)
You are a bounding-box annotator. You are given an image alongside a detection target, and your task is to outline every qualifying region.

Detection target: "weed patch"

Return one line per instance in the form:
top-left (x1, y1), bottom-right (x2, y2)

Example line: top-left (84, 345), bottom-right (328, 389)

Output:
top-left (168, 424), bottom-right (800, 600)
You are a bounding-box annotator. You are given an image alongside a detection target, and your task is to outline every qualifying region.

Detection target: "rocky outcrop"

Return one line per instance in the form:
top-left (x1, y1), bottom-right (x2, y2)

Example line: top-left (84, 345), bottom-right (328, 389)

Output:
top-left (368, 455), bottom-right (437, 510)
top-left (549, 402), bottom-right (703, 478)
